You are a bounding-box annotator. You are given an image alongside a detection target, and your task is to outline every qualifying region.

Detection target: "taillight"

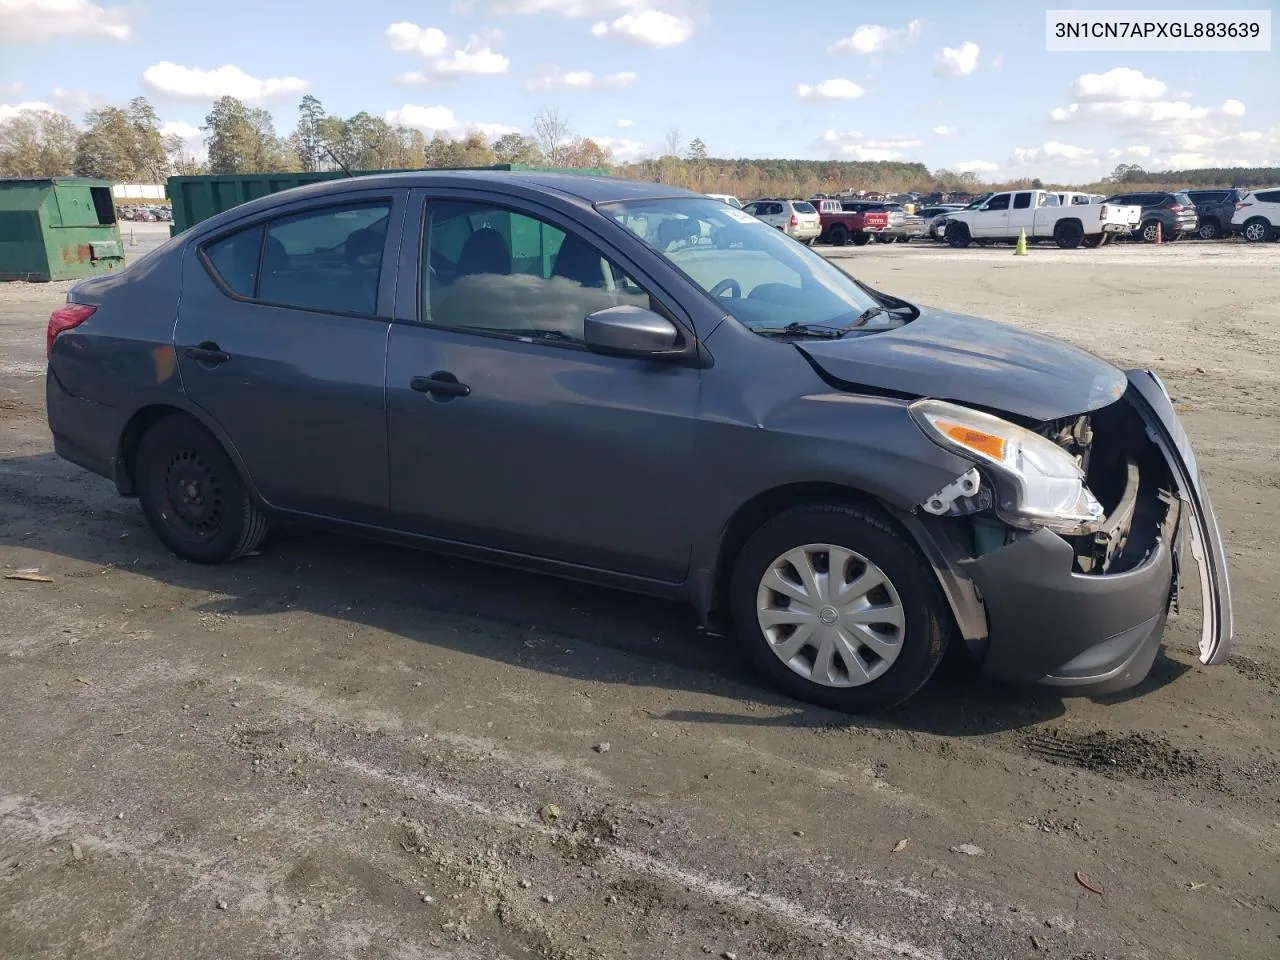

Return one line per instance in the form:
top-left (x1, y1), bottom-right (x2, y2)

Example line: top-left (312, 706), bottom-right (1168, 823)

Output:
top-left (1236, 201), bottom-right (1251, 210)
top-left (789, 213), bottom-right (799, 227)
top-left (47, 303), bottom-right (96, 357)
top-left (1167, 203), bottom-right (1182, 212)
top-left (1100, 204), bottom-right (1108, 218)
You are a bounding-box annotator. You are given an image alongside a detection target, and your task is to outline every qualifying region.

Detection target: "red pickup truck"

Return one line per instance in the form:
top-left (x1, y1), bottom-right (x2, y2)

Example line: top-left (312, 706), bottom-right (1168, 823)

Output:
top-left (810, 198), bottom-right (891, 246)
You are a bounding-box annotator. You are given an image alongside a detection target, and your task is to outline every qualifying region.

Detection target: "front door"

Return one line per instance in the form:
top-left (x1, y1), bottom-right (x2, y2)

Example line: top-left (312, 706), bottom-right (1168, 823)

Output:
top-left (385, 193), bottom-right (700, 583)
top-left (970, 192), bottom-right (1011, 237)
top-left (175, 190), bottom-right (406, 521)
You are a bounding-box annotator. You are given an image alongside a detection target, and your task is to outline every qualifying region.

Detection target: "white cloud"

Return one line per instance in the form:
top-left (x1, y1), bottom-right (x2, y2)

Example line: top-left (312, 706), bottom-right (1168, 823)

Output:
top-left (385, 22), bottom-right (449, 57)
top-left (0, 100), bottom-right (59, 122)
top-left (142, 62), bottom-right (309, 102)
top-left (526, 66), bottom-right (637, 90)
top-left (386, 23), bottom-right (511, 81)
top-left (0, 81), bottom-right (23, 95)
top-left (1106, 145), bottom-right (1151, 160)
top-left (954, 159), bottom-right (998, 174)
top-left (1222, 99), bottom-right (1246, 116)
top-left (52, 87), bottom-right (107, 112)
top-left (0, 0), bottom-right (132, 43)
top-left (936, 41), bottom-right (980, 76)
top-left (1071, 67), bottom-right (1167, 102)
top-left (795, 78), bottom-right (864, 101)
top-left (385, 104), bottom-right (520, 140)
top-left (819, 129), bottom-right (924, 161)
top-left (828, 19), bottom-right (923, 55)
top-left (160, 120), bottom-right (207, 161)
top-left (434, 38), bottom-right (510, 76)
top-left (587, 135), bottom-right (647, 162)
top-left (1010, 141), bottom-right (1099, 168)
top-left (617, 118), bottom-right (634, 128)
top-left (932, 125), bottom-right (958, 137)
top-left (591, 10), bottom-right (694, 46)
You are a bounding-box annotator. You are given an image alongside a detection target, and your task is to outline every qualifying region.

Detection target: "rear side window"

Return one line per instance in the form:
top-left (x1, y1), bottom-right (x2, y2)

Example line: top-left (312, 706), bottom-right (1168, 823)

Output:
top-left (1013, 193), bottom-right (1032, 209)
top-left (792, 201), bottom-right (816, 214)
top-left (1255, 190), bottom-right (1280, 203)
top-left (1171, 193), bottom-right (1193, 206)
top-left (204, 224), bottom-right (265, 298)
top-left (259, 202), bottom-right (391, 315)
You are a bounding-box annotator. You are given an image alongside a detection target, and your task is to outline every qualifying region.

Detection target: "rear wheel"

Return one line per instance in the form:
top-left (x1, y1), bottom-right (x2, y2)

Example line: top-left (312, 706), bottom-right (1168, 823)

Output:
top-left (1242, 217), bottom-right (1272, 242)
top-left (1197, 220), bottom-right (1220, 240)
top-left (1054, 220), bottom-right (1085, 249)
top-left (945, 222), bottom-right (971, 248)
top-left (851, 233), bottom-right (872, 246)
top-left (135, 414), bottom-right (269, 564)
top-left (829, 225), bottom-right (849, 247)
top-left (1140, 219), bottom-right (1164, 243)
top-left (730, 503), bottom-right (950, 712)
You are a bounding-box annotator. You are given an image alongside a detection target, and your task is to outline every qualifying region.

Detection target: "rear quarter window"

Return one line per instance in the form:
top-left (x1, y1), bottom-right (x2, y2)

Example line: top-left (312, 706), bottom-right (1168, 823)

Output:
top-left (202, 224), bottom-right (266, 298)
top-left (1255, 190), bottom-right (1280, 203)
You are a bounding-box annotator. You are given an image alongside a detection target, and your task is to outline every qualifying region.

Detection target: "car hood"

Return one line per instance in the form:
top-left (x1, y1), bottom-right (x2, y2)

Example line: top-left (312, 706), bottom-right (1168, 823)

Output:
top-left (795, 307), bottom-right (1128, 421)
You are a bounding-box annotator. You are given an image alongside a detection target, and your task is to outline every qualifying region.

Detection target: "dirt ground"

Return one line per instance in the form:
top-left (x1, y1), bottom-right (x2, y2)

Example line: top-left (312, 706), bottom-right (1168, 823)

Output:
top-left (1, 223), bottom-right (1277, 960)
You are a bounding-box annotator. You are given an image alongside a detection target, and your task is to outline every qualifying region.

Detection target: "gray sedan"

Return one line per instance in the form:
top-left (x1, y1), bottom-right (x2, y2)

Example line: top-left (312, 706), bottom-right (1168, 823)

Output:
top-left (45, 172), bottom-right (1232, 711)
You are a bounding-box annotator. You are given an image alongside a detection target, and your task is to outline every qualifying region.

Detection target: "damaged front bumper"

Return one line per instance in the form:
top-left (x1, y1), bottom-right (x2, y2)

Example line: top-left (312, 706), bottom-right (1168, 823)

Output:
top-left (907, 369), bottom-right (1233, 695)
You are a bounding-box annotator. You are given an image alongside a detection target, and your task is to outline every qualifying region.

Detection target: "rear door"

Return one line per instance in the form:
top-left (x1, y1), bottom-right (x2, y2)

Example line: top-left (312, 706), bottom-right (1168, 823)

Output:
top-left (383, 189), bottom-right (701, 582)
top-left (175, 188), bottom-right (408, 521)
top-left (1008, 191), bottom-right (1036, 237)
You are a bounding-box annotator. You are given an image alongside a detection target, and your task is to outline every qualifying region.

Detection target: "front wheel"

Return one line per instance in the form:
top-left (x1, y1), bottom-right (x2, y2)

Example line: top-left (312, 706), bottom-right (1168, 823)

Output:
top-left (135, 414), bottom-right (270, 564)
top-left (945, 222), bottom-right (971, 248)
top-left (729, 503), bottom-right (950, 712)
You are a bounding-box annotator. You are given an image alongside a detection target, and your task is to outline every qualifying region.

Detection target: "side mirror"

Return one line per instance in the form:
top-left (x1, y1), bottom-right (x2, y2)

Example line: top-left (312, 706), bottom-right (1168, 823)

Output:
top-left (583, 305), bottom-right (682, 359)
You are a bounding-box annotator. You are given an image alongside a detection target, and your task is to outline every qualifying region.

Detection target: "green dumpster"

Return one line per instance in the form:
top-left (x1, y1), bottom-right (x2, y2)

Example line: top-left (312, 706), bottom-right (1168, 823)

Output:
top-left (166, 164), bottom-right (611, 236)
top-left (0, 177), bottom-right (126, 282)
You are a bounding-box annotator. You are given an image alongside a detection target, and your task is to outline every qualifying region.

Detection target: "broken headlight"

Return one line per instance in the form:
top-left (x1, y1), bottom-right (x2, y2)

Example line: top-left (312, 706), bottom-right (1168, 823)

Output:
top-left (909, 399), bottom-right (1105, 535)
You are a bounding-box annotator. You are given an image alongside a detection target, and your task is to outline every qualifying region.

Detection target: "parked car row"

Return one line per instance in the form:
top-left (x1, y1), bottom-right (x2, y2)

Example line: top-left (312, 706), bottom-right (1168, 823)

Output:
top-left (116, 204), bottom-right (172, 223)
top-left (709, 187), bottom-right (1280, 250)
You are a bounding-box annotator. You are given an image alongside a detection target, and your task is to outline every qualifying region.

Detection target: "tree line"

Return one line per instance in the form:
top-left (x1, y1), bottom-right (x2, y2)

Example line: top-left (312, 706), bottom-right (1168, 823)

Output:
top-left (1, 93), bottom-right (1275, 197)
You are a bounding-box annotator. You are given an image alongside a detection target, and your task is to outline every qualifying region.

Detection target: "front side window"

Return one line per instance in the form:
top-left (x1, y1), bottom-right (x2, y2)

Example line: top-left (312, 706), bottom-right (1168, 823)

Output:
top-left (602, 196), bottom-right (885, 334)
top-left (259, 202), bottom-right (391, 315)
top-left (985, 194), bottom-right (1011, 211)
top-left (421, 200), bottom-right (649, 342)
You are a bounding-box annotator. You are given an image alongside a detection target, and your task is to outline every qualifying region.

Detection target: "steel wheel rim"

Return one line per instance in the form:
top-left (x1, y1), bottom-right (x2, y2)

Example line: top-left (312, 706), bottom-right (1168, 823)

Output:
top-left (756, 543), bottom-right (906, 688)
top-left (159, 448), bottom-right (225, 543)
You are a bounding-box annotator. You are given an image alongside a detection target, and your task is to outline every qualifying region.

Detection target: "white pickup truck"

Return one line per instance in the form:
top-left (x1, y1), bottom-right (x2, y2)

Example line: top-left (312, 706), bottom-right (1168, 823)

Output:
top-left (944, 189), bottom-right (1138, 249)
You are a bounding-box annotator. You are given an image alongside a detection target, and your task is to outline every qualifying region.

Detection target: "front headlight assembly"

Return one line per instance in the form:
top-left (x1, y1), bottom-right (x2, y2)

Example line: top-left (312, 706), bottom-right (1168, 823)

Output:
top-left (910, 399), bottom-right (1105, 536)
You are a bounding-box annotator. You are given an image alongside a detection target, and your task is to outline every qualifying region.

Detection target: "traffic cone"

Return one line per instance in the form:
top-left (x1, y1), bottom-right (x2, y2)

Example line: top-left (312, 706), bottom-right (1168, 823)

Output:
top-left (1154, 222), bottom-right (1163, 244)
top-left (1014, 228), bottom-right (1028, 256)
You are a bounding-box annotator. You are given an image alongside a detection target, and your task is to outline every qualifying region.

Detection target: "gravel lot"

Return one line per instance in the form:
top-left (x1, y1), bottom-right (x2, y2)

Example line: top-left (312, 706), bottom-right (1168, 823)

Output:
top-left (2, 224), bottom-right (1277, 959)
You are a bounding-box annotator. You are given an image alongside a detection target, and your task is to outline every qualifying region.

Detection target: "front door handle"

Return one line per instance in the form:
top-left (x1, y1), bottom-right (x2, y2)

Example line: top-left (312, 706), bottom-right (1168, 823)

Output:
top-left (184, 342), bottom-right (230, 365)
top-left (410, 372), bottom-right (470, 398)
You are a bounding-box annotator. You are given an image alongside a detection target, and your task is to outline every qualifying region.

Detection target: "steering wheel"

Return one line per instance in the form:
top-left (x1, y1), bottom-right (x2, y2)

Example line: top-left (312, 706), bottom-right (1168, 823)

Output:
top-left (709, 277), bottom-right (741, 299)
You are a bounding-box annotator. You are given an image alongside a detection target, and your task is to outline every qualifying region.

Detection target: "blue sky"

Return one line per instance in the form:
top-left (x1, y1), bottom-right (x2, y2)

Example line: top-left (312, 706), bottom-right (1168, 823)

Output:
top-left (1, 0), bottom-right (1276, 181)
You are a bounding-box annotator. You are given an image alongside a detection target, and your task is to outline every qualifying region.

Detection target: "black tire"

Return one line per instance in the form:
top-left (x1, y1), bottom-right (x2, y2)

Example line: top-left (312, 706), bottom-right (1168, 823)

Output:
top-left (874, 234), bottom-right (892, 243)
top-left (851, 233), bottom-right (872, 246)
top-left (1241, 217), bottom-right (1272, 243)
top-left (729, 503), bottom-right (950, 712)
top-left (945, 222), bottom-right (971, 248)
top-left (1054, 220), bottom-right (1085, 249)
top-left (135, 413), bottom-right (269, 564)
top-left (1197, 220), bottom-right (1220, 240)
top-left (829, 225), bottom-right (848, 247)
top-left (1140, 219), bottom-right (1164, 243)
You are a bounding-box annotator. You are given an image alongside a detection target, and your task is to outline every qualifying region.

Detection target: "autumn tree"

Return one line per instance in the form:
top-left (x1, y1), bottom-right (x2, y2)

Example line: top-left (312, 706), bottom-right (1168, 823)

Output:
top-left (532, 109), bottom-right (571, 166)
top-left (204, 96), bottom-right (295, 173)
top-left (491, 131), bottom-right (543, 165)
top-left (72, 97), bottom-right (168, 181)
top-left (0, 109), bottom-right (78, 177)
top-left (564, 137), bottom-right (610, 169)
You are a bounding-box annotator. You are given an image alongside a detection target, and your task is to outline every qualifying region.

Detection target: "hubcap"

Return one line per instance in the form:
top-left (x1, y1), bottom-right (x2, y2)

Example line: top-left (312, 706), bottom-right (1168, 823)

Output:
top-left (160, 448), bottom-right (224, 542)
top-left (755, 543), bottom-right (906, 688)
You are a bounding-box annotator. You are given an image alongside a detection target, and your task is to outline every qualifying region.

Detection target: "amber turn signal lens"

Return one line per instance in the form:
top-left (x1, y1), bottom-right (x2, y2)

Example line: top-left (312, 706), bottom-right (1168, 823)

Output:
top-left (935, 420), bottom-right (1007, 461)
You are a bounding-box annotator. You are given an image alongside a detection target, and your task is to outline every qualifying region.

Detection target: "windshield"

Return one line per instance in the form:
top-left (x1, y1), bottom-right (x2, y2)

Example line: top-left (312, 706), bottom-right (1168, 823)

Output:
top-left (600, 197), bottom-right (886, 333)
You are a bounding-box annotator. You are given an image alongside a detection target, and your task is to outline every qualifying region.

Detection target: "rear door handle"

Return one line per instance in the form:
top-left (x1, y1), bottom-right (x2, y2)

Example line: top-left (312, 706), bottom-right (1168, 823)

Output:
top-left (410, 372), bottom-right (470, 398)
top-left (184, 342), bottom-right (230, 364)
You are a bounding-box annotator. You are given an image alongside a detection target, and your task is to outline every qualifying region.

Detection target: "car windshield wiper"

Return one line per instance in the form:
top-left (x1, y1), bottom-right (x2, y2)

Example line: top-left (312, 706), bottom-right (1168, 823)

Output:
top-left (756, 322), bottom-right (849, 339)
top-left (849, 306), bottom-right (892, 327)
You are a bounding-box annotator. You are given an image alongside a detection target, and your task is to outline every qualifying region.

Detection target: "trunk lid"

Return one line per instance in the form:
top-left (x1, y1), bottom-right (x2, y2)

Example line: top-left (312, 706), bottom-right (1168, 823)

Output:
top-left (795, 307), bottom-right (1128, 421)
top-left (1123, 370), bottom-right (1233, 665)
